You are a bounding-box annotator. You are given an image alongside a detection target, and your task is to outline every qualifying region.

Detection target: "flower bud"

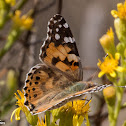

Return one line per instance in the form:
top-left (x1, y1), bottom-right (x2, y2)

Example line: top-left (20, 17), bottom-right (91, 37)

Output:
top-left (114, 18), bottom-right (126, 43)
top-left (99, 28), bottom-right (116, 56)
top-left (6, 69), bottom-right (18, 92)
top-left (124, 48), bottom-right (126, 58)
top-left (103, 86), bottom-right (116, 106)
top-left (116, 43), bottom-right (125, 55)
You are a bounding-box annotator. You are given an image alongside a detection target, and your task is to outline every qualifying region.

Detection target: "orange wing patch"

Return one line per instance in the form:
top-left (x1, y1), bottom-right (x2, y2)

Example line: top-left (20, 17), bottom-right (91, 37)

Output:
top-left (55, 61), bottom-right (70, 72)
top-left (42, 41), bottom-right (81, 81)
top-left (46, 42), bottom-right (66, 61)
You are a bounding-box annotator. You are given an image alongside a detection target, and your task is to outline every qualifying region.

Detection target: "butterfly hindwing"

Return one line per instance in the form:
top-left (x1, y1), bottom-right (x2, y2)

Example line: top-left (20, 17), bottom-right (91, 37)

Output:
top-left (39, 14), bottom-right (83, 81)
top-left (23, 64), bottom-right (75, 114)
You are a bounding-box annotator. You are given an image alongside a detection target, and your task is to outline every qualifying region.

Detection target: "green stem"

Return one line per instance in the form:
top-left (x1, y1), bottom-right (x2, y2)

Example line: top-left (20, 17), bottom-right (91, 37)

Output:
top-left (14, 0), bottom-right (28, 10)
top-left (46, 111), bottom-right (50, 126)
top-left (0, 29), bottom-right (21, 60)
top-left (112, 87), bottom-right (123, 126)
top-left (105, 82), bottom-right (116, 126)
top-left (108, 104), bottom-right (115, 126)
top-left (0, 0), bottom-right (10, 29)
top-left (112, 55), bottom-right (125, 126)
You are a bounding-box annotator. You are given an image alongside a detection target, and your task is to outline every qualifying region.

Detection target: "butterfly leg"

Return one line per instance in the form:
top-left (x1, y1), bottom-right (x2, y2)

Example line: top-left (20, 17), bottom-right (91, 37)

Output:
top-left (81, 94), bottom-right (92, 111)
top-left (81, 93), bottom-right (92, 102)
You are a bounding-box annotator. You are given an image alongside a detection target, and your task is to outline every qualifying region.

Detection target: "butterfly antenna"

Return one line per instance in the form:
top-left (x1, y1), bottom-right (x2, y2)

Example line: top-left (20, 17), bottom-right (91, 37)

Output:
top-left (93, 82), bottom-right (126, 89)
top-left (104, 53), bottom-right (108, 59)
top-left (114, 85), bottom-right (126, 88)
top-left (81, 96), bottom-right (92, 111)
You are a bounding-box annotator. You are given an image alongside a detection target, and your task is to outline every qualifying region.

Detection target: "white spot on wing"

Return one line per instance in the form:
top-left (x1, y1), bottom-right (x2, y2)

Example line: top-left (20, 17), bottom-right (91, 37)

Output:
top-left (58, 17), bottom-right (63, 22)
top-left (56, 28), bottom-right (59, 32)
top-left (64, 37), bottom-right (69, 43)
top-left (69, 37), bottom-right (73, 43)
top-left (54, 14), bottom-right (57, 17)
top-left (67, 54), bottom-right (78, 62)
top-left (55, 34), bottom-right (60, 40)
top-left (63, 23), bottom-right (69, 28)
top-left (64, 37), bottom-right (74, 43)
top-left (59, 24), bottom-right (62, 28)
top-left (50, 18), bottom-right (53, 21)
top-left (54, 20), bottom-right (57, 24)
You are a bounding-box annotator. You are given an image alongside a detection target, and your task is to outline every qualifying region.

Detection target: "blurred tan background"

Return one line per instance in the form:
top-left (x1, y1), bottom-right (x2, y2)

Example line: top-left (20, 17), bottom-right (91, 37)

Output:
top-left (0, 0), bottom-right (126, 126)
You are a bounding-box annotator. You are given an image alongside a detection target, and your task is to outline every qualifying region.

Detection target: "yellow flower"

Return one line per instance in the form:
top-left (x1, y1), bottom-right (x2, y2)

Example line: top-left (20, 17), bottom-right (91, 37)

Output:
top-left (72, 99), bottom-right (91, 115)
top-left (12, 10), bottom-right (34, 30)
top-left (99, 27), bottom-right (115, 55)
top-left (51, 98), bottom-right (91, 126)
top-left (5, 0), bottom-right (15, 6)
top-left (37, 116), bottom-right (47, 126)
top-left (97, 53), bottom-right (125, 78)
top-left (10, 90), bottom-right (38, 125)
top-left (111, 0), bottom-right (126, 20)
top-left (59, 99), bottom-right (91, 116)
top-left (10, 90), bottom-right (27, 122)
top-left (72, 99), bottom-right (91, 126)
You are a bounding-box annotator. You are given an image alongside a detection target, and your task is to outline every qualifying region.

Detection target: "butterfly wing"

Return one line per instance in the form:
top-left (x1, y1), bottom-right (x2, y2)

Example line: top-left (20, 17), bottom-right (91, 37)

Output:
top-left (24, 64), bottom-right (101, 114)
top-left (23, 64), bottom-right (74, 114)
top-left (39, 14), bottom-right (83, 82)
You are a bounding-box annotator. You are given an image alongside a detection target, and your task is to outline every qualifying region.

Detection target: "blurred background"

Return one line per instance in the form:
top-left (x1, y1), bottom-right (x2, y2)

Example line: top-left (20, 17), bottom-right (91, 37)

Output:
top-left (0, 0), bottom-right (125, 126)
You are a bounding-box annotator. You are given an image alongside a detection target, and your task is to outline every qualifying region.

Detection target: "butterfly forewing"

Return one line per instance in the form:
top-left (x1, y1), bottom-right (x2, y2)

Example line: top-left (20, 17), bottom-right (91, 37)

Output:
top-left (39, 14), bottom-right (83, 81)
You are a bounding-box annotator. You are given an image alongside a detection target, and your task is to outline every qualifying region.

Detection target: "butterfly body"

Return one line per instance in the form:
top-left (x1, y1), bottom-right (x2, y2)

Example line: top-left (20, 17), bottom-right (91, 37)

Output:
top-left (23, 14), bottom-right (110, 115)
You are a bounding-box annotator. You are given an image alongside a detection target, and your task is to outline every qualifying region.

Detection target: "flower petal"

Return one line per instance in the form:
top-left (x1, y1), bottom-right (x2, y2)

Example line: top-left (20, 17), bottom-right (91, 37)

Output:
top-left (73, 115), bottom-right (78, 126)
top-left (15, 107), bottom-right (21, 120)
top-left (111, 10), bottom-right (118, 18)
top-left (10, 107), bottom-right (21, 122)
top-left (97, 59), bottom-right (102, 67)
top-left (115, 53), bottom-right (120, 60)
top-left (117, 3), bottom-right (123, 12)
top-left (73, 115), bottom-right (84, 126)
top-left (116, 66), bottom-right (126, 72)
top-left (110, 71), bottom-right (116, 78)
top-left (98, 71), bottom-right (105, 78)
top-left (85, 114), bottom-right (90, 126)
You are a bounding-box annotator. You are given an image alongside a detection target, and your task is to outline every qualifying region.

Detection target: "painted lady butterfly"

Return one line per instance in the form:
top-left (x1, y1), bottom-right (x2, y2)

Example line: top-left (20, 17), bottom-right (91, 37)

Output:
top-left (23, 14), bottom-right (111, 115)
